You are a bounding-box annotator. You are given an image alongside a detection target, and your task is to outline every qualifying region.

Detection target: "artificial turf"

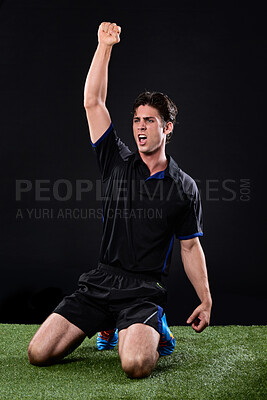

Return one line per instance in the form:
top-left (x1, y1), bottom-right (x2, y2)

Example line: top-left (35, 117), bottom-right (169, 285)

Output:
top-left (0, 324), bottom-right (266, 400)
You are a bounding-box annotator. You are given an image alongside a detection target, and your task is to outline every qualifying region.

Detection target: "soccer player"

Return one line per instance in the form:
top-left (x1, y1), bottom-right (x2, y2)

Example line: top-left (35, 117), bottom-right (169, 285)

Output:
top-left (28, 22), bottom-right (212, 379)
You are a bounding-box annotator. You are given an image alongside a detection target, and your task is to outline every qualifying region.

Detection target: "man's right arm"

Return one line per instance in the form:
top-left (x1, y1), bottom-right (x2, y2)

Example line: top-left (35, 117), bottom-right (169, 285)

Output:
top-left (83, 22), bottom-right (121, 144)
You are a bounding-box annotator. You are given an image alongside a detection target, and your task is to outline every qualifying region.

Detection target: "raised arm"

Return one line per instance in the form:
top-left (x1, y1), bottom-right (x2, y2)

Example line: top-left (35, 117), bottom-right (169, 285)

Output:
top-left (83, 22), bottom-right (121, 144)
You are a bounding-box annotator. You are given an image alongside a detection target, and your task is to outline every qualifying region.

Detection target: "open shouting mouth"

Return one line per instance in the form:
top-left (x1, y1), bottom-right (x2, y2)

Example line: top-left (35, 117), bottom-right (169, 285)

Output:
top-left (138, 134), bottom-right (147, 145)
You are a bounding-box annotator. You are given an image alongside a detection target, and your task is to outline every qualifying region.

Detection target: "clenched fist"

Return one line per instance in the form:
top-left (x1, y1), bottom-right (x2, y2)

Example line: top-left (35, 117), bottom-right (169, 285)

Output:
top-left (98, 22), bottom-right (121, 46)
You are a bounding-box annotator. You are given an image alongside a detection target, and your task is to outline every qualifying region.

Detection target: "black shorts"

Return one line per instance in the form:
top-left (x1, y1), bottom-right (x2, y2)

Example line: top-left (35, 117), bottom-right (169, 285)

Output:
top-left (53, 263), bottom-right (167, 338)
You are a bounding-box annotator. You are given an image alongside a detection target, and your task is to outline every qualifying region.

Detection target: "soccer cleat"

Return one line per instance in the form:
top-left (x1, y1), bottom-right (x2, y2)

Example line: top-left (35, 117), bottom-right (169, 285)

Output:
top-left (158, 313), bottom-right (175, 356)
top-left (97, 328), bottom-right (118, 350)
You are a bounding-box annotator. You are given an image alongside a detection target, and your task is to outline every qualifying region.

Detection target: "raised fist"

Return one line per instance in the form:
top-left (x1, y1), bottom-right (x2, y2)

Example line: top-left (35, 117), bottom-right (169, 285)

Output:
top-left (98, 22), bottom-right (121, 46)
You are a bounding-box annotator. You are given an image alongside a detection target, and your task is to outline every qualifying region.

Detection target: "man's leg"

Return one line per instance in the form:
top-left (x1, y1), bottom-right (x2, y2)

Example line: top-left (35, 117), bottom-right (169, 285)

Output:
top-left (28, 313), bottom-right (86, 366)
top-left (118, 323), bottom-right (160, 379)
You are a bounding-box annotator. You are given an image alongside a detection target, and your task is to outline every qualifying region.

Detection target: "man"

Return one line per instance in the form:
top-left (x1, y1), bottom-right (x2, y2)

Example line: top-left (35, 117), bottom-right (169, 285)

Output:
top-left (28, 22), bottom-right (212, 379)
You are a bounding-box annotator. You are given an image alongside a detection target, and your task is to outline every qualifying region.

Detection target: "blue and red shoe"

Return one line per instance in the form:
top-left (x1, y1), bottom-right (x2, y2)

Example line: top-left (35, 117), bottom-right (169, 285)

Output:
top-left (158, 313), bottom-right (175, 356)
top-left (97, 328), bottom-right (118, 351)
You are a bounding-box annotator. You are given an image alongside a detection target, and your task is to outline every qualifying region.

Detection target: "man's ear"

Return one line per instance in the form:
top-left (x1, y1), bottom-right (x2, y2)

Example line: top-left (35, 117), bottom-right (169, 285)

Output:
top-left (163, 121), bottom-right (173, 135)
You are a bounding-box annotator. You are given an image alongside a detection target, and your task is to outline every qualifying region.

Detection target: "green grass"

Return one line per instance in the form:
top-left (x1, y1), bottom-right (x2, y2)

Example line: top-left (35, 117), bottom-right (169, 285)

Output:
top-left (0, 325), bottom-right (266, 399)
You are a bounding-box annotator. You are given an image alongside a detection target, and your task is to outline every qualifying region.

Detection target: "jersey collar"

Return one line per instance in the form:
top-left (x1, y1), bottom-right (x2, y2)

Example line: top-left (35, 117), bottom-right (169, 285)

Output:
top-left (132, 152), bottom-right (180, 182)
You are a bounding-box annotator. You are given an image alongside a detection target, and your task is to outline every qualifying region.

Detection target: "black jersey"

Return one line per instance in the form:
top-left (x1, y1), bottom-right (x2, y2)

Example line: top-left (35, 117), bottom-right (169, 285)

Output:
top-left (91, 122), bottom-right (203, 279)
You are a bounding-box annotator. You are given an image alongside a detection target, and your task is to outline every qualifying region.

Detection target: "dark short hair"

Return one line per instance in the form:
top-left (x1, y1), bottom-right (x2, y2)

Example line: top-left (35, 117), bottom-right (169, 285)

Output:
top-left (133, 91), bottom-right (178, 144)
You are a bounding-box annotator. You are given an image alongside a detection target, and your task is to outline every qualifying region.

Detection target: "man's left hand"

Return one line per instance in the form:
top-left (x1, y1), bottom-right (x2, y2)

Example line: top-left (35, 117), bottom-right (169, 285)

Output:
top-left (186, 303), bottom-right (211, 333)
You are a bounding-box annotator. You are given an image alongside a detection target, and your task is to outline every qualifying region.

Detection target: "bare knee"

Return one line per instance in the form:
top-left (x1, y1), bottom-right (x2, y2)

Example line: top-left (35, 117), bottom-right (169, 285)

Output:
top-left (28, 341), bottom-right (52, 366)
top-left (27, 313), bottom-right (86, 366)
top-left (121, 354), bottom-right (155, 379)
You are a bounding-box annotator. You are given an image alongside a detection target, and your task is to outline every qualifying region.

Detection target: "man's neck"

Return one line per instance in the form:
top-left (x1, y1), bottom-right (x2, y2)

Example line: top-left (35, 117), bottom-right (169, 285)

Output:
top-left (139, 148), bottom-right (168, 176)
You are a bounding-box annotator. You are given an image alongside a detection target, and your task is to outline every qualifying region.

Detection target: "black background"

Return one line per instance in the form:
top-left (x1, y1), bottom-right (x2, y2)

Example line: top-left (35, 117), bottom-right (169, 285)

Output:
top-left (0, 0), bottom-right (266, 325)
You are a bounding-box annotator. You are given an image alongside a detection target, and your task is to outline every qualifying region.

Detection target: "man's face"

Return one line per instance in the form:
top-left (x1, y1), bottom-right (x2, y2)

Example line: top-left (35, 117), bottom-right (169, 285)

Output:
top-left (133, 105), bottom-right (166, 155)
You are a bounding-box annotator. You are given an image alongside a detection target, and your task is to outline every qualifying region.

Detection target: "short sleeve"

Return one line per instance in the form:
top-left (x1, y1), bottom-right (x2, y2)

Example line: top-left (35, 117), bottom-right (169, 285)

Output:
top-left (175, 177), bottom-right (203, 240)
top-left (91, 122), bottom-right (132, 181)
